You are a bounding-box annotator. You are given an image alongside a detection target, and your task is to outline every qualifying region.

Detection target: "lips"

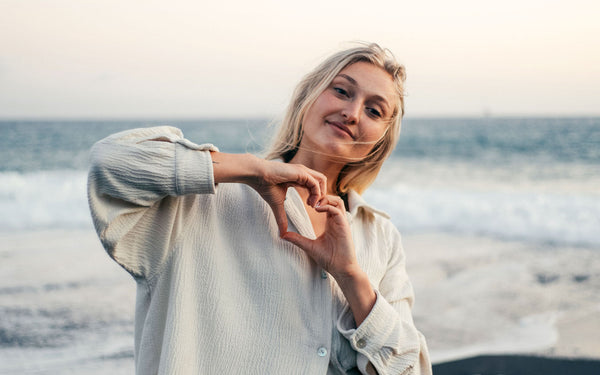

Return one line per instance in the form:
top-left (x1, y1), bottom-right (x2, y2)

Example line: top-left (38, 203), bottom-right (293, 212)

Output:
top-left (326, 121), bottom-right (354, 139)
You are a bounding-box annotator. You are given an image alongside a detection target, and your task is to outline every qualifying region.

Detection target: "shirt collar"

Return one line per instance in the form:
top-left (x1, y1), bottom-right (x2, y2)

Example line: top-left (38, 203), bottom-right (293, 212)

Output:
top-left (346, 189), bottom-right (390, 219)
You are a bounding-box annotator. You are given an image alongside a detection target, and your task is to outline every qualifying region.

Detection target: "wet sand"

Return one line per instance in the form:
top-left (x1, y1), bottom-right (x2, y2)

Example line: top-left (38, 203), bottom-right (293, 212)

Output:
top-left (1, 229), bottom-right (599, 374)
top-left (402, 233), bottom-right (600, 363)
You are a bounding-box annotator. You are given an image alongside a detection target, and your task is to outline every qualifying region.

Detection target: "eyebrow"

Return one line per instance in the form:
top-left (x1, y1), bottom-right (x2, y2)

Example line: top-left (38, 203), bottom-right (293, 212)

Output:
top-left (337, 73), bottom-right (391, 114)
top-left (338, 73), bottom-right (358, 86)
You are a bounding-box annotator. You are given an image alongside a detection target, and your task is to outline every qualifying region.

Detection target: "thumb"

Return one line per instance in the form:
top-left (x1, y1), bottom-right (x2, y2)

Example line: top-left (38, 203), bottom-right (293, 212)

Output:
top-left (268, 201), bottom-right (288, 237)
top-left (281, 231), bottom-right (314, 253)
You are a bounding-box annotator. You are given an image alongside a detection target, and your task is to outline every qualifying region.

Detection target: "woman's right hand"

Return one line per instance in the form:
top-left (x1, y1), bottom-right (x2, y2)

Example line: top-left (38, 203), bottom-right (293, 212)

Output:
top-left (210, 152), bottom-right (327, 236)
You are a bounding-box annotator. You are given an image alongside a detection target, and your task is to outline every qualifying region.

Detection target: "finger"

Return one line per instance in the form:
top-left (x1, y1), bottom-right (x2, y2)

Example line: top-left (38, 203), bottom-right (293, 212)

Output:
top-left (317, 195), bottom-right (345, 212)
top-left (308, 170), bottom-right (327, 203)
top-left (305, 174), bottom-right (323, 207)
top-left (332, 195), bottom-right (346, 209)
top-left (316, 195), bottom-right (332, 207)
top-left (282, 231), bottom-right (315, 255)
top-left (268, 201), bottom-right (288, 237)
top-left (301, 166), bottom-right (329, 207)
top-left (291, 172), bottom-right (321, 207)
top-left (314, 203), bottom-right (345, 218)
top-left (325, 197), bottom-right (339, 207)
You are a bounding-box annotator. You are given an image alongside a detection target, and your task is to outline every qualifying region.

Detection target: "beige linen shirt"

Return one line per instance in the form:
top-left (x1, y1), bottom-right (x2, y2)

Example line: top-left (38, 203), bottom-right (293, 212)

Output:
top-left (88, 126), bottom-right (431, 375)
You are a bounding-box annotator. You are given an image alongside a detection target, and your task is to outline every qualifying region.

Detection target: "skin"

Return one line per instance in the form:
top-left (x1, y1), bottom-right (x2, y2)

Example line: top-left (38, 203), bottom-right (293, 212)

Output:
top-left (210, 61), bottom-right (397, 326)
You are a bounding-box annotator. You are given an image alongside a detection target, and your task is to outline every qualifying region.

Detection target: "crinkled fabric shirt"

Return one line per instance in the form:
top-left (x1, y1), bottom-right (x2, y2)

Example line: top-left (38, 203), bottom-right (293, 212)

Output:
top-left (87, 126), bottom-right (431, 375)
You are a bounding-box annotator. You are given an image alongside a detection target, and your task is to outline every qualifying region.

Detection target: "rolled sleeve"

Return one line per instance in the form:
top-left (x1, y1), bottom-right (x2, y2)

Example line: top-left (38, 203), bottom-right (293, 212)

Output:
top-left (337, 289), bottom-right (421, 374)
top-left (174, 141), bottom-right (217, 196)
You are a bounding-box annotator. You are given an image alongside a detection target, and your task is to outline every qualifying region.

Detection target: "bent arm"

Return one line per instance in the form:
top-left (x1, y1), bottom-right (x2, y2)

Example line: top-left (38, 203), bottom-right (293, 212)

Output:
top-left (88, 126), bottom-right (218, 279)
top-left (282, 195), bottom-right (431, 374)
top-left (88, 126), bottom-right (327, 278)
top-left (336, 224), bottom-right (432, 375)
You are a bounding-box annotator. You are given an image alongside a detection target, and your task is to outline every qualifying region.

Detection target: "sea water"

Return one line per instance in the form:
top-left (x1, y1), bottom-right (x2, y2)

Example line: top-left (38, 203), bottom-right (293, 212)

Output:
top-left (1, 118), bottom-right (598, 372)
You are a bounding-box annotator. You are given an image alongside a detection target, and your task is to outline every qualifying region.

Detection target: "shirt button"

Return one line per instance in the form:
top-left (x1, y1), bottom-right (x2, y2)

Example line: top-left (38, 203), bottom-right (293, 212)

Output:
top-left (356, 338), bottom-right (367, 349)
top-left (317, 347), bottom-right (328, 357)
top-left (321, 270), bottom-right (328, 279)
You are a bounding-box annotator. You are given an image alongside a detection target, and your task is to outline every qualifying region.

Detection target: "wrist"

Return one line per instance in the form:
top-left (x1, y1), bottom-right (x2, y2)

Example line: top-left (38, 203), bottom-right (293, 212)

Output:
top-left (211, 152), bottom-right (263, 185)
top-left (333, 265), bottom-right (369, 291)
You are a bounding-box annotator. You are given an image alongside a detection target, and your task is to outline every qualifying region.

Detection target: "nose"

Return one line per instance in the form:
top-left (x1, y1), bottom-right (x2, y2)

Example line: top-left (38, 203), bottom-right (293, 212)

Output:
top-left (341, 100), bottom-right (361, 124)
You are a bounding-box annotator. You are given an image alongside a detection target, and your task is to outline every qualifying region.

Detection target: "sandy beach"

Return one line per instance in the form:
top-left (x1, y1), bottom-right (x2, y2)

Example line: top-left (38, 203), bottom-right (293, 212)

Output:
top-left (0, 229), bottom-right (135, 374)
top-left (403, 233), bottom-right (600, 362)
top-left (1, 228), bottom-right (598, 374)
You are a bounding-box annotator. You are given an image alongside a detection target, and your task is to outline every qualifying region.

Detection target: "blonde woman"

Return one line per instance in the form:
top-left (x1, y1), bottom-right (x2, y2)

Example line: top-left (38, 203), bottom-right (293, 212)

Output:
top-left (88, 43), bottom-right (431, 374)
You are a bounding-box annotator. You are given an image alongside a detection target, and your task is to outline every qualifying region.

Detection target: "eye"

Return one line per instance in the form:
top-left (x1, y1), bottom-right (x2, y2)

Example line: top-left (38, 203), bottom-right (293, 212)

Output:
top-left (333, 87), bottom-right (350, 97)
top-left (366, 107), bottom-right (382, 118)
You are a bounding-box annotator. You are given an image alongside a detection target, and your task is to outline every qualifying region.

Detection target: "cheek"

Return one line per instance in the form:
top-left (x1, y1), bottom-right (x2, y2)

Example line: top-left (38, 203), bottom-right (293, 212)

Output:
top-left (355, 124), bottom-right (387, 156)
top-left (304, 95), bottom-right (331, 122)
top-left (361, 123), bottom-right (387, 144)
top-left (315, 91), bottom-right (343, 111)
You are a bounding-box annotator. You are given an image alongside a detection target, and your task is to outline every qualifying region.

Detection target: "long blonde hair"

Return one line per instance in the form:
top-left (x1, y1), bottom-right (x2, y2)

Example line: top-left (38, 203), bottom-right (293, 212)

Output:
top-left (265, 42), bottom-right (406, 195)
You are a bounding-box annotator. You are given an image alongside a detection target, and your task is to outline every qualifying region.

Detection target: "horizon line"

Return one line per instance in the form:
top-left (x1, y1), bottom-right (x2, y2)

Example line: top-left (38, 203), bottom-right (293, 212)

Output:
top-left (1, 113), bottom-right (600, 121)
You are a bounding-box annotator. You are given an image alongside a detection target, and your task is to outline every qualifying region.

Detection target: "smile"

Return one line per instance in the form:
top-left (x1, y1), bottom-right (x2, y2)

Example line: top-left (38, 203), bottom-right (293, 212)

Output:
top-left (326, 121), bottom-right (354, 139)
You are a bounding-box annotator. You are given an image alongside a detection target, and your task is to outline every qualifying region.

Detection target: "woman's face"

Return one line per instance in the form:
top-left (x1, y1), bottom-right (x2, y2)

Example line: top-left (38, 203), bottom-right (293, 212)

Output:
top-left (300, 61), bottom-right (397, 164)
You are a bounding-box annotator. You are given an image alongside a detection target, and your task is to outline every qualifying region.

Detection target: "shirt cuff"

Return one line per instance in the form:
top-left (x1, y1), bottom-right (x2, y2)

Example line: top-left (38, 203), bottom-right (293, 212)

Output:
top-left (336, 289), bottom-right (420, 373)
top-left (337, 289), bottom-right (397, 353)
top-left (174, 142), bottom-right (219, 195)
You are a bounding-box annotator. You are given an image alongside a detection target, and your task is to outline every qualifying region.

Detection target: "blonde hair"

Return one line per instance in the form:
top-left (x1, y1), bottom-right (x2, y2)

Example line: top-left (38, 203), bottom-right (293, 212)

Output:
top-left (265, 42), bottom-right (406, 195)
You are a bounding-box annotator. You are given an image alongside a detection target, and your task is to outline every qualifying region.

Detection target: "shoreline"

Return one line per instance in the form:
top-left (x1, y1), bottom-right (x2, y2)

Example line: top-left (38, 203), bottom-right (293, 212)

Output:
top-left (1, 229), bottom-right (599, 373)
top-left (402, 232), bottom-right (600, 362)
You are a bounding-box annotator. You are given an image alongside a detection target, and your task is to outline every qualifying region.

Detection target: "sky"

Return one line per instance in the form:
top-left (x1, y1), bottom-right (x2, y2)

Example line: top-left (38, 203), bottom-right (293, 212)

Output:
top-left (1, 0), bottom-right (599, 118)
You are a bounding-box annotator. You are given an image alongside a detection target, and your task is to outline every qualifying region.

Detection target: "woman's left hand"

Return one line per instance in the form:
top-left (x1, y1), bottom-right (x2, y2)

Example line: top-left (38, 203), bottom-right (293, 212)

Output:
top-left (283, 194), bottom-right (377, 325)
top-left (282, 195), bottom-right (359, 280)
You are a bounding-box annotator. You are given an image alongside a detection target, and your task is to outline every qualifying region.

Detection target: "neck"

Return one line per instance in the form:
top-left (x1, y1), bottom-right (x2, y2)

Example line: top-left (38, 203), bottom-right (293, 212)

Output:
top-left (288, 151), bottom-right (344, 195)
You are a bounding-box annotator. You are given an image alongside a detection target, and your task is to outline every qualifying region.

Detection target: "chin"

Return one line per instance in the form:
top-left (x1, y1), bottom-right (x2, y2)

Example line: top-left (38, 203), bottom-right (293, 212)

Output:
top-left (320, 149), bottom-right (356, 164)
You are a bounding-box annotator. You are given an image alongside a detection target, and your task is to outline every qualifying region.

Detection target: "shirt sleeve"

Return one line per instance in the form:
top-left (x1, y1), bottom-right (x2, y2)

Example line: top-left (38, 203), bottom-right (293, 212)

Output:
top-left (336, 221), bottom-right (432, 375)
top-left (87, 126), bottom-right (218, 280)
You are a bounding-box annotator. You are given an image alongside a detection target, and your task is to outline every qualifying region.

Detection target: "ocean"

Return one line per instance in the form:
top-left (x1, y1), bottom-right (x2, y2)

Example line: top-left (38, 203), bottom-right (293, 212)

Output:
top-left (1, 118), bottom-right (599, 373)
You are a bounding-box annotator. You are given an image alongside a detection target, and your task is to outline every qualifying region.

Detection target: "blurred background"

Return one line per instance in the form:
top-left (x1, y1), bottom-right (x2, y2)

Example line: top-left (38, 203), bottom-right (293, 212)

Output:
top-left (1, 1), bottom-right (599, 374)
top-left (2, 0), bottom-right (599, 118)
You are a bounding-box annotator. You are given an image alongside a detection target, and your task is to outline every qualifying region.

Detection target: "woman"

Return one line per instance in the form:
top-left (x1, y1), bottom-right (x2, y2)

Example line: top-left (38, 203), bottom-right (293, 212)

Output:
top-left (88, 43), bottom-right (431, 374)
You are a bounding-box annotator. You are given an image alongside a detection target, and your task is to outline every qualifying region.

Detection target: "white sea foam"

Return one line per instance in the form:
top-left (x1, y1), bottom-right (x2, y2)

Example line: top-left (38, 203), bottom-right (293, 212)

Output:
top-left (365, 184), bottom-right (600, 247)
top-left (2, 168), bottom-right (599, 248)
top-left (0, 170), bottom-right (92, 231)
top-left (367, 158), bottom-right (600, 247)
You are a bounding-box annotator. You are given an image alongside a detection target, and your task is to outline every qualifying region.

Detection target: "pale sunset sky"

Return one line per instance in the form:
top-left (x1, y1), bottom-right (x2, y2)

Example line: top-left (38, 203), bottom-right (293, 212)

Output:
top-left (1, 0), bottom-right (599, 118)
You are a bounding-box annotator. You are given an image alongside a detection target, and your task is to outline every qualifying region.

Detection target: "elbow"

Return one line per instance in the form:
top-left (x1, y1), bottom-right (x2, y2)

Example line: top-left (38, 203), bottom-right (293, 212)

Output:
top-left (88, 139), bottom-right (113, 176)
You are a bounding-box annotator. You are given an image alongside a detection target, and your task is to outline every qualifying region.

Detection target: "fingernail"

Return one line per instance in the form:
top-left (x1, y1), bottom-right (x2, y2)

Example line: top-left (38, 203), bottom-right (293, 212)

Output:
top-left (315, 201), bottom-right (321, 207)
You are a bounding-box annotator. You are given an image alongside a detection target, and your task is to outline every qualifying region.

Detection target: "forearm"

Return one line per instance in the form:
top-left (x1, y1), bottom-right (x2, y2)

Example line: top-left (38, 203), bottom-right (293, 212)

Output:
top-left (210, 151), bottom-right (263, 185)
top-left (335, 267), bottom-right (377, 326)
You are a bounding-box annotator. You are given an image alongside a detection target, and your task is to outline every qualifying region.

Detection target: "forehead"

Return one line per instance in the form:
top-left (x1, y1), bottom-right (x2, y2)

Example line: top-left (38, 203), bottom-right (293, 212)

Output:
top-left (336, 62), bottom-right (397, 104)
